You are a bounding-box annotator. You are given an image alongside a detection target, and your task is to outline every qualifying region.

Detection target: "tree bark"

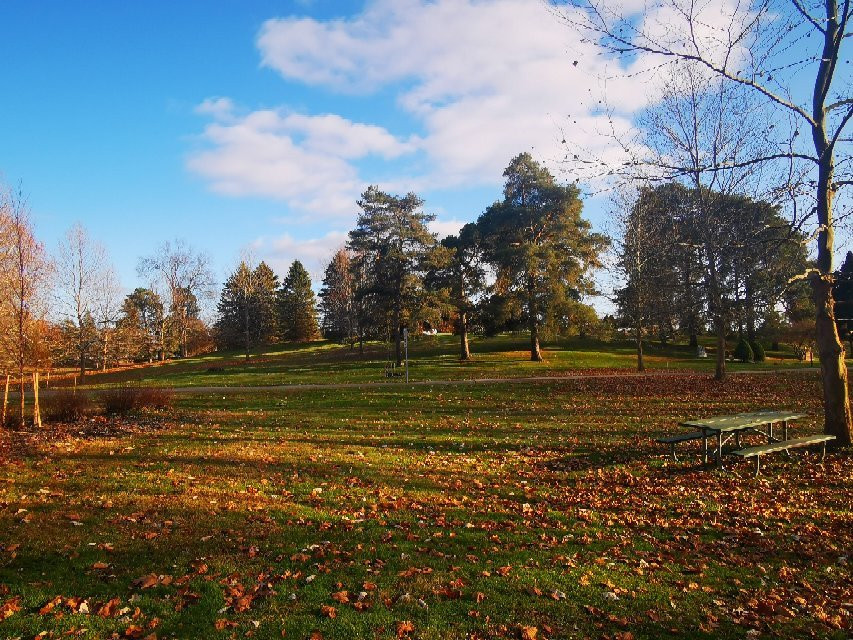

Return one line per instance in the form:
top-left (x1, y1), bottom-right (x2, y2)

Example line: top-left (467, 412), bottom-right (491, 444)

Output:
top-left (102, 333), bottom-right (109, 371)
top-left (18, 375), bottom-right (25, 429)
top-left (393, 311), bottom-right (403, 368)
top-left (459, 311), bottom-right (471, 361)
top-left (635, 321), bottom-right (645, 372)
top-left (527, 275), bottom-right (542, 361)
top-left (812, 277), bottom-right (851, 445)
top-left (714, 320), bottom-right (726, 381)
top-left (808, 1), bottom-right (852, 446)
top-left (2, 374), bottom-right (8, 427)
top-left (32, 372), bottom-right (41, 429)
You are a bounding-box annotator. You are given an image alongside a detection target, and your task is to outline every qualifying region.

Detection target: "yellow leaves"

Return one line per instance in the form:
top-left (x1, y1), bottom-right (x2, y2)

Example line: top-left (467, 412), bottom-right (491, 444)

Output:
top-left (519, 626), bottom-right (538, 640)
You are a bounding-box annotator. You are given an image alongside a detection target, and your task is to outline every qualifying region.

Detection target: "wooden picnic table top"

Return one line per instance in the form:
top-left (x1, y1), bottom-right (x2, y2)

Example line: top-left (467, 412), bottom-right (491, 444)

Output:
top-left (679, 410), bottom-right (807, 433)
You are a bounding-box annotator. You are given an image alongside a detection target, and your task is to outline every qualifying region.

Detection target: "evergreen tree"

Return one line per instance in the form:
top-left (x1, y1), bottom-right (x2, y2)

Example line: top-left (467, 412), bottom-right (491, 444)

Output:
top-left (319, 249), bottom-right (355, 344)
top-left (477, 153), bottom-right (606, 361)
top-left (215, 261), bottom-right (280, 356)
top-left (279, 260), bottom-right (318, 342)
top-left (251, 262), bottom-right (279, 345)
top-left (833, 251), bottom-right (853, 351)
top-left (426, 223), bottom-right (485, 360)
top-left (347, 186), bottom-right (436, 365)
top-left (117, 288), bottom-right (165, 362)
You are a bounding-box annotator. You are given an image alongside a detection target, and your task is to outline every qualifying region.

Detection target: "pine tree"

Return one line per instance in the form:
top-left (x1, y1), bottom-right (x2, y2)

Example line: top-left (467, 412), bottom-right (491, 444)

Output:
top-left (215, 261), bottom-right (280, 356)
top-left (477, 153), bottom-right (607, 361)
top-left (279, 260), bottom-right (318, 342)
top-left (347, 186), bottom-right (436, 365)
top-left (319, 250), bottom-right (355, 344)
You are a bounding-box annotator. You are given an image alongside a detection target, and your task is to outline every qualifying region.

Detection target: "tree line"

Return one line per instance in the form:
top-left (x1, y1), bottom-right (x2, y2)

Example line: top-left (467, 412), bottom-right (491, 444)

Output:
top-left (216, 153), bottom-right (607, 367)
top-left (0, 151), bottom-right (838, 434)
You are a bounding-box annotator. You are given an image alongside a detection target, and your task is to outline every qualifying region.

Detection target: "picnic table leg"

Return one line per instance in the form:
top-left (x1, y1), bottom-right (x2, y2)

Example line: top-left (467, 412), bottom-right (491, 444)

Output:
top-left (716, 432), bottom-right (723, 469)
top-left (783, 420), bottom-right (791, 458)
top-left (735, 431), bottom-right (741, 448)
top-left (702, 431), bottom-right (708, 466)
top-left (767, 422), bottom-right (774, 443)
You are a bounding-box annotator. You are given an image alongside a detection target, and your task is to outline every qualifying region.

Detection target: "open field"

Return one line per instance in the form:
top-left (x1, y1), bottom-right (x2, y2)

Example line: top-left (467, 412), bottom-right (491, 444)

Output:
top-left (72, 335), bottom-right (820, 390)
top-left (1, 372), bottom-right (850, 639)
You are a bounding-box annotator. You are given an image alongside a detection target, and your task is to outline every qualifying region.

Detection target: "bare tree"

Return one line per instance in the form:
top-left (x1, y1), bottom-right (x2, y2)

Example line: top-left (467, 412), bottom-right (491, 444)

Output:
top-left (0, 187), bottom-right (51, 427)
top-left (55, 224), bottom-right (119, 376)
top-left (138, 239), bottom-right (214, 358)
top-left (93, 264), bottom-right (124, 371)
top-left (557, 0), bottom-right (853, 445)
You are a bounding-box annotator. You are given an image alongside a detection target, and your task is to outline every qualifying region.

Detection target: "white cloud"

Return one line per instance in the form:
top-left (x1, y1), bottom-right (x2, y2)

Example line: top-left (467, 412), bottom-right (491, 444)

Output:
top-left (190, 0), bottom-right (749, 214)
top-left (428, 218), bottom-right (465, 239)
top-left (251, 230), bottom-right (348, 280)
top-left (187, 108), bottom-right (416, 217)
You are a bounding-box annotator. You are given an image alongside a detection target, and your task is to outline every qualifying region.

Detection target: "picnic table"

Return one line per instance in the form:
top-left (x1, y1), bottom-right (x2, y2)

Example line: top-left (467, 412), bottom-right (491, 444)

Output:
top-left (657, 409), bottom-right (835, 474)
top-left (679, 410), bottom-right (805, 467)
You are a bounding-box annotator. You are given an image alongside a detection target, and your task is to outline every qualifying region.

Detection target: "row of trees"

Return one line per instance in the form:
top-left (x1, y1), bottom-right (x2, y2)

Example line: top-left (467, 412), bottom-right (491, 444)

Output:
top-left (616, 182), bottom-right (810, 375)
top-left (317, 153), bottom-right (606, 364)
top-left (213, 153), bottom-right (606, 366)
top-left (214, 259), bottom-right (318, 356)
top-left (0, 186), bottom-right (216, 426)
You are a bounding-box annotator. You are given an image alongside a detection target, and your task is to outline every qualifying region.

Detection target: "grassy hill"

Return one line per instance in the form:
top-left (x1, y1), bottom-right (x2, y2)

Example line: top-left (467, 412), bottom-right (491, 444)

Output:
top-left (75, 334), bottom-right (814, 389)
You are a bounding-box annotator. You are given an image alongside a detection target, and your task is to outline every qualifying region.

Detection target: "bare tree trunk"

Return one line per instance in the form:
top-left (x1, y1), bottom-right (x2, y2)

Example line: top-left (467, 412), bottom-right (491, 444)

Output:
top-left (635, 321), bottom-right (645, 372)
top-left (244, 305), bottom-right (251, 361)
top-left (459, 311), bottom-right (471, 361)
top-left (18, 375), bottom-right (25, 429)
top-left (810, 5), bottom-right (852, 446)
top-left (393, 302), bottom-right (403, 367)
top-left (714, 320), bottom-right (726, 381)
top-left (32, 372), bottom-right (41, 429)
top-left (2, 374), bottom-right (8, 427)
top-left (529, 318), bottom-right (542, 362)
top-left (102, 333), bottom-right (109, 371)
top-left (527, 276), bottom-right (542, 361)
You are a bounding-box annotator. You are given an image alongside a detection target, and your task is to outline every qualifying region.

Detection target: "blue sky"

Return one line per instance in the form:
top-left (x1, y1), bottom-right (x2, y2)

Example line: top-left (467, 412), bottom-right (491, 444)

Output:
top-left (0, 0), bottom-right (633, 294)
top-left (0, 0), bottom-right (843, 306)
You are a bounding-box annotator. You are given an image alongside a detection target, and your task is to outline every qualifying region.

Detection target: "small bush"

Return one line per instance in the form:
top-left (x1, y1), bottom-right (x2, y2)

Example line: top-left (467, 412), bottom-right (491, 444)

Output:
top-left (749, 340), bottom-right (766, 362)
top-left (136, 387), bottom-right (174, 411)
top-left (101, 386), bottom-right (174, 415)
top-left (42, 389), bottom-right (93, 422)
top-left (733, 337), bottom-right (754, 363)
top-left (101, 386), bottom-right (141, 415)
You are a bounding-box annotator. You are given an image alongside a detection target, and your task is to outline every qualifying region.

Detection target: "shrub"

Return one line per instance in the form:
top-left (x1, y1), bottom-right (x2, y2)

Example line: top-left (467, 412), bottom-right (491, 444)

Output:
top-left (101, 386), bottom-right (140, 415)
top-left (42, 389), bottom-right (93, 422)
top-left (749, 340), bottom-right (766, 362)
top-left (101, 386), bottom-right (174, 415)
top-left (136, 387), bottom-right (174, 411)
top-left (733, 337), bottom-right (754, 363)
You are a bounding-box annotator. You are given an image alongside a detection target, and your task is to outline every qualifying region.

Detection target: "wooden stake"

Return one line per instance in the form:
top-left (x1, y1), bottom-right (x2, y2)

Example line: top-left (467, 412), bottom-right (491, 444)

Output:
top-left (32, 371), bottom-right (42, 429)
top-left (2, 374), bottom-right (8, 427)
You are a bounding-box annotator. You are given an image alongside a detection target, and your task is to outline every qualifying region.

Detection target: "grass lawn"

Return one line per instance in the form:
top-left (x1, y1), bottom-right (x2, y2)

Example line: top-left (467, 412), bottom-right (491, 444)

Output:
top-left (1, 372), bottom-right (850, 638)
top-left (74, 334), bottom-right (818, 390)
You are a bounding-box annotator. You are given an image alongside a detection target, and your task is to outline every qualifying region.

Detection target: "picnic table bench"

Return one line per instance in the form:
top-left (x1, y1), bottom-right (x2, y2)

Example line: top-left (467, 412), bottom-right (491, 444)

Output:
top-left (656, 410), bottom-right (834, 474)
